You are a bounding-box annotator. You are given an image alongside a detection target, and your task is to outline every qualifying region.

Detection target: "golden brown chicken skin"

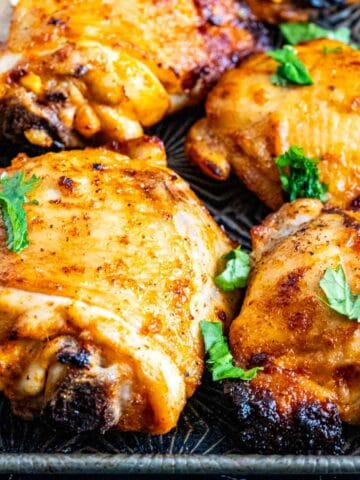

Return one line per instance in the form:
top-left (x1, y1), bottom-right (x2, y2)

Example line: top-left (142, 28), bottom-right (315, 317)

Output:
top-left (244, 0), bottom-right (356, 24)
top-left (0, 139), bottom-right (239, 434)
top-left (245, 0), bottom-right (312, 23)
top-left (225, 199), bottom-right (360, 453)
top-left (0, 0), bottom-right (265, 153)
top-left (186, 39), bottom-right (360, 210)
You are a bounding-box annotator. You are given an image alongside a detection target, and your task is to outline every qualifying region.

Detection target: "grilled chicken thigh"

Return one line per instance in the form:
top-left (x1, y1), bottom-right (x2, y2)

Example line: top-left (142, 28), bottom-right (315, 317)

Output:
top-left (225, 199), bottom-right (360, 453)
top-left (0, 139), bottom-right (239, 434)
top-left (186, 39), bottom-right (360, 210)
top-left (0, 0), bottom-right (265, 153)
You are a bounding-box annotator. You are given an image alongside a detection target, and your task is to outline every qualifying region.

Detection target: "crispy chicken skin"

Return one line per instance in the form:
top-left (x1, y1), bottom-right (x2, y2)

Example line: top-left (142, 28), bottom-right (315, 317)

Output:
top-left (225, 199), bottom-right (360, 453)
top-left (244, 0), bottom-right (356, 24)
top-left (186, 39), bottom-right (360, 210)
top-left (0, 139), bottom-right (239, 434)
top-left (0, 0), bottom-right (265, 152)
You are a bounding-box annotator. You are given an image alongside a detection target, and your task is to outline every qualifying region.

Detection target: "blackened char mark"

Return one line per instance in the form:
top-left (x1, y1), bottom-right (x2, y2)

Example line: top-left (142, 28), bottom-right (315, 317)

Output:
top-left (350, 196), bottom-right (360, 212)
top-left (182, 0), bottom-right (269, 94)
top-left (224, 380), bottom-right (344, 454)
top-left (43, 372), bottom-right (118, 433)
top-left (57, 348), bottom-right (91, 369)
top-left (0, 98), bottom-right (64, 158)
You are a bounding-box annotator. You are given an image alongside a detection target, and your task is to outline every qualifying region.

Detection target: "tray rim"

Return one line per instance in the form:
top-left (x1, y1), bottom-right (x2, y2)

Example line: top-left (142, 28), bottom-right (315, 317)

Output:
top-left (0, 453), bottom-right (359, 475)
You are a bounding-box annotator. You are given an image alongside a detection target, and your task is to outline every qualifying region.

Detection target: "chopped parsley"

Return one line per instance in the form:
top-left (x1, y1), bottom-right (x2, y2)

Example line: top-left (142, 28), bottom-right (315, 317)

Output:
top-left (215, 246), bottom-right (250, 291)
top-left (200, 321), bottom-right (262, 381)
top-left (320, 265), bottom-right (360, 322)
top-left (0, 171), bottom-right (41, 253)
top-left (280, 22), bottom-right (352, 46)
top-left (275, 146), bottom-right (327, 202)
top-left (268, 45), bottom-right (313, 86)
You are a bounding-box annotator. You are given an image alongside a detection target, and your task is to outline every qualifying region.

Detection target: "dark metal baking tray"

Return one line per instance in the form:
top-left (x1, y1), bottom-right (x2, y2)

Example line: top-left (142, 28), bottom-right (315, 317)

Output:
top-left (0, 3), bottom-right (359, 474)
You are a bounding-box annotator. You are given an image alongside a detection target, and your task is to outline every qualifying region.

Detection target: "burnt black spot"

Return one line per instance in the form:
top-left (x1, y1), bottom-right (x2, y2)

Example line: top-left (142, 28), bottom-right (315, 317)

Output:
top-left (57, 349), bottom-right (91, 369)
top-left (43, 373), bottom-right (117, 433)
top-left (350, 197), bottom-right (360, 212)
top-left (0, 99), bottom-right (58, 155)
top-left (58, 176), bottom-right (74, 190)
top-left (46, 92), bottom-right (67, 103)
top-left (224, 380), bottom-right (344, 454)
top-left (47, 17), bottom-right (65, 26)
top-left (247, 352), bottom-right (268, 368)
top-left (216, 310), bottom-right (227, 322)
top-left (0, 96), bottom-right (82, 161)
top-left (342, 213), bottom-right (360, 233)
top-left (8, 329), bottom-right (18, 341)
top-left (9, 68), bottom-right (27, 83)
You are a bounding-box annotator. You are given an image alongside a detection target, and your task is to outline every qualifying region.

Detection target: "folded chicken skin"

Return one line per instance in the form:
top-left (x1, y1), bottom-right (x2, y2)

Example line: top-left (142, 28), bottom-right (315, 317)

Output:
top-left (0, 139), bottom-right (239, 433)
top-left (225, 199), bottom-right (360, 453)
top-left (0, 0), bottom-right (265, 153)
top-left (186, 39), bottom-right (360, 210)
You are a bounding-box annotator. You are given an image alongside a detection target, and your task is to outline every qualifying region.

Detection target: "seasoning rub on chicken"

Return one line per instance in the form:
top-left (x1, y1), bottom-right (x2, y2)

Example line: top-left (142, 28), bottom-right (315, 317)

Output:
top-left (0, 139), bottom-right (239, 433)
top-left (186, 39), bottom-right (360, 210)
top-left (225, 199), bottom-right (360, 453)
top-left (0, 0), bottom-right (265, 153)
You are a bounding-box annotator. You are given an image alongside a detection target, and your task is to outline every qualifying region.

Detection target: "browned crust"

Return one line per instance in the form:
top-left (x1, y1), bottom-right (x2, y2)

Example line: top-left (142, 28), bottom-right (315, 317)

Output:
top-left (224, 379), bottom-right (344, 454)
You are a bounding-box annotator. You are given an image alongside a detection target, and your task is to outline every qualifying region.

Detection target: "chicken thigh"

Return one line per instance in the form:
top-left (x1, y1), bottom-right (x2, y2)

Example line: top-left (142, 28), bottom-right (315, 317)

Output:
top-left (225, 199), bottom-right (360, 453)
top-left (0, 139), bottom-right (239, 434)
top-left (186, 39), bottom-right (360, 210)
top-left (0, 0), bottom-right (265, 153)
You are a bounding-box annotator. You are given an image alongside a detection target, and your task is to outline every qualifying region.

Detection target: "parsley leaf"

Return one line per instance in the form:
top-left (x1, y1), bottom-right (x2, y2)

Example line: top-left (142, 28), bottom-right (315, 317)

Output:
top-left (268, 45), bottom-right (313, 86)
top-left (275, 146), bottom-right (328, 202)
top-left (280, 22), bottom-right (352, 46)
top-left (200, 321), bottom-right (263, 381)
top-left (319, 265), bottom-right (360, 321)
top-left (215, 246), bottom-right (250, 291)
top-left (0, 171), bottom-right (41, 253)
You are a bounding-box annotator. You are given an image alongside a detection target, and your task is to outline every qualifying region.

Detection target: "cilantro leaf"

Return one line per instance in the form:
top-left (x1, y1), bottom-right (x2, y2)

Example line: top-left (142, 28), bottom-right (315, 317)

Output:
top-left (275, 145), bottom-right (328, 202)
top-left (268, 45), bottom-right (313, 86)
top-left (200, 321), bottom-right (262, 382)
top-left (319, 265), bottom-right (360, 321)
top-left (280, 22), bottom-right (352, 45)
top-left (0, 171), bottom-right (41, 253)
top-left (215, 246), bottom-right (250, 291)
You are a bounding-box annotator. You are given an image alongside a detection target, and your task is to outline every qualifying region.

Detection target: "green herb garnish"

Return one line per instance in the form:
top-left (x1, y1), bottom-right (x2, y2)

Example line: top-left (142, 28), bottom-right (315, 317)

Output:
top-left (0, 171), bottom-right (41, 253)
top-left (280, 22), bottom-right (352, 46)
top-left (275, 146), bottom-right (327, 202)
top-left (215, 246), bottom-right (250, 291)
top-left (200, 321), bottom-right (263, 381)
top-left (320, 265), bottom-right (360, 321)
top-left (268, 45), bottom-right (313, 86)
